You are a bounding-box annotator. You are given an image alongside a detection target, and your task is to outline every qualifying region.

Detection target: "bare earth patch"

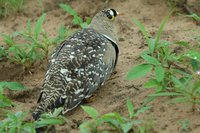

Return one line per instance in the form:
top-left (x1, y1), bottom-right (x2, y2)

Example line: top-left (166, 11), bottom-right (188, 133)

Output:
top-left (0, 0), bottom-right (200, 132)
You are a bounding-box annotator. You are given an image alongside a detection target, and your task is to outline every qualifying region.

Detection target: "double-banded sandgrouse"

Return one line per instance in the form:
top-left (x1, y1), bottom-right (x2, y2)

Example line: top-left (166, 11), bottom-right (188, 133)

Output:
top-left (32, 8), bottom-right (119, 120)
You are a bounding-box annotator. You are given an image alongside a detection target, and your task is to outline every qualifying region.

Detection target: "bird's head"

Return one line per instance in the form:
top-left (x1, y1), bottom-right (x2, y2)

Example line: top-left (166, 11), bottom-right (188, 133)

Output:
top-left (97, 8), bottom-right (118, 21)
top-left (88, 8), bottom-right (119, 43)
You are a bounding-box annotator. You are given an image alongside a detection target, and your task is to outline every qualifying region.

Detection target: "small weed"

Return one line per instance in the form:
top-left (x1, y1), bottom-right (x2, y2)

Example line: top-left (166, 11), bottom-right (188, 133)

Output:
top-left (178, 119), bottom-right (190, 132)
top-left (166, 0), bottom-right (186, 7)
top-left (0, 81), bottom-right (26, 108)
top-left (2, 14), bottom-right (71, 69)
top-left (127, 10), bottom-right (200, 111)
top-left (37, 0), bottom-right (45, 13)
top-left (0, 107), bottom-right (65, 133)
top-left (79, 97), bottom-right (151, 133)
top-left (59, 3), bottom-right (91, 28)
top-left (0, 46), bottom-right (7, 60)
top-left (0, 0), bottom-right (24, 17)
top-left (179, 13), bottom-right (200, 23)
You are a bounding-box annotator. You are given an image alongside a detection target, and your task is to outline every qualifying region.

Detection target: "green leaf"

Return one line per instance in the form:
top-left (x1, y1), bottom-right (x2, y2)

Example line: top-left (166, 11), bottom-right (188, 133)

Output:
top-left (59, 4), bottom-right (77, 17)
top-left (183, 13), bottom-right (200, 21)
top-left (127, 97), bottom-right (134, 118)
top-left (80, 22), bottom-right (88, 29)
top-left (174, 41), bottom-right (189, 47)
top-left (140, 53), bottom-right (160, 65)
top-left (59, 3), bottom-right (83, 26)
top-left (135, 106), bottom-right (151, 116)
top-left (149, 92), bottom-right (182, 97)
top-left (155, 66), bottom-right (165, 82)
top-left (171, 76), bottom-right (184, 88)
top-left (79, 122), bottom-right (91, 133)
top-left (52, 107), bottom-right (63, 117)
top-left (0, 82), bottom-right (26, 91)
top-left (101, 112), bottom-right (124, 124)
top-left (81, 106), bottom-right (99, 119)
top-left (2, 34), bottom-right (15, 46)
top-left (173, 69), bottom-right (191, 77)
top-left (8, 127), bottom-right (16, 133)
top-left (185, 50), bottom-right (200, 62)
top-left (121, 122), bottom-right (135, 133)
top-left (126, 64), bottom-right (153, 80)
top-left (22, 123), bottom-right (36, 133)
top-left (149, 38), bottom-right (156, 54)
top-left (144, 79), bottom-right (160, 88)
top-left (154, 9), bottom-right (173, 48)
top-left (172, 97), bottom-right (189, 103)
top-left (138, 126), bottom-right (146, 133)
top-left (35, 118), bottom-right (64, 128)
top-left (27, 19), bottom-right (31, 34)
top-left (0, 95), bottom-right (13, 107)
top-left (34, 13), bottom-right (46, 40)
top-left (132, 17), bottom-right (150, 46)
top-left (191, 59), bottom-right (199, 71)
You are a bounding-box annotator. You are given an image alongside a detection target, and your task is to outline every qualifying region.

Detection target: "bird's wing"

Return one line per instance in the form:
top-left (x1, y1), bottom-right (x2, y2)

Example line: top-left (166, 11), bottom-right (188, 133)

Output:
top-left (33, 29), bottom-right (117, 119)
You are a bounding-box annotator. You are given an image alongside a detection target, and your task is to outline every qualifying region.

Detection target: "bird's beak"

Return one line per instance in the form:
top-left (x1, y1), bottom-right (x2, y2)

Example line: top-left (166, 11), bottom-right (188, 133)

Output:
top-left (116, 12), bottom-right (124, 16)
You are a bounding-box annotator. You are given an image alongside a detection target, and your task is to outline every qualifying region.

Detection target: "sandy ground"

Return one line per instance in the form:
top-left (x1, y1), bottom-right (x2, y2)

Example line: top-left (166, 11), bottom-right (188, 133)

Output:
top-left (0, 0), bottom-right (200, 132)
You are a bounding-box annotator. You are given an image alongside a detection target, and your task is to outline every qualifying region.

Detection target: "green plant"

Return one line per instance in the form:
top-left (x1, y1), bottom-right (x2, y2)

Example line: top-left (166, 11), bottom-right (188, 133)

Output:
top-left (166, 0), bottom-right (186, 8)
top-left (182, 13), bottom-right (200, 22)
top-left (52, 24), bottom-right (72, 44)
top-left (34, 107), bottom-right (66, 130)
top-left (0, 111), bottom-right (35, 133)
top-left (2, 14), bottom-right (71, 68)
top-left (178, 13), bottom-right (200, 24)
top-left (127, 10), bottom-right (177, 92)
top-left (37, 0), bottom-right (45, 13)
top-left (126, 10), bottom-right (200, 110)
top-left (0, 81), bottom-right (26, 108)
top-left (59, 3), bottom-right (91, 28)
top-left (0, 107), bottom-right (65, 133)
top-left (0, 46), bottom-right (7, 60)
top-left (178, 119), bottom-right (190, 132)
top-left (0, 0), bottom-right (24, 17)
top-left (79, 97), bottom-right (151, 133)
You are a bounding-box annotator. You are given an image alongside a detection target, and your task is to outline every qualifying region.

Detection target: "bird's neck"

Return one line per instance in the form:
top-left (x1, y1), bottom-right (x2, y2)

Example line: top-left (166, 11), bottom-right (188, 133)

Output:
top-left (88, 18), bottom-right (118, 44)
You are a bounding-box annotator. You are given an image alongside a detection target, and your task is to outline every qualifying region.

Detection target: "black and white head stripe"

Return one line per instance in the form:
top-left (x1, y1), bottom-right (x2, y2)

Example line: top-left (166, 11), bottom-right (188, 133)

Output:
top-left (102, 9), bottom-right (118, 19)
top-left (110, 9), bottom-right (117, 17)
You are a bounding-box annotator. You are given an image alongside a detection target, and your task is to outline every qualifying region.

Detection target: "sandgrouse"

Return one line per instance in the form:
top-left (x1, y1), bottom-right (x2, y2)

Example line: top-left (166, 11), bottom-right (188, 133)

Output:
top-left (32, 8), bottom-right (119, 120)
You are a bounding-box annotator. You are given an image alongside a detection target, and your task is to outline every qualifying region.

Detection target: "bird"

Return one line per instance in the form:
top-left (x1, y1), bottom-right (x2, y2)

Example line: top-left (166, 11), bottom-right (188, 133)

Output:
top-left (32, 8), bottom-right (119, 120)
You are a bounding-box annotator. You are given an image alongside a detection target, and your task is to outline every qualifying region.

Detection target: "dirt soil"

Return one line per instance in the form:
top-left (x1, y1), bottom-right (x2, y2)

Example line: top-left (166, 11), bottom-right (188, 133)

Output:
top-left (0, 0), bottom-right (200, 133)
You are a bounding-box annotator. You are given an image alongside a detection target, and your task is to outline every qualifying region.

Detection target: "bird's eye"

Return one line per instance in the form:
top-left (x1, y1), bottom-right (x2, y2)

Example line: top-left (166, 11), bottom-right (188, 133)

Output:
top-left (107, 14), bottom-right (113, 19)
top-left (106, 9), bottom-right (117, 20)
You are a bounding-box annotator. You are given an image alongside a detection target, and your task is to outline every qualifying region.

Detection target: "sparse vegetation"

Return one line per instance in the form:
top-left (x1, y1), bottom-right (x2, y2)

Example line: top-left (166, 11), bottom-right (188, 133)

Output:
top-left (0, 0), bottom-right (24, 17)
top-left (127, 10), bottom-right (200, 111)
top-left (59, 3), bottom-right (91, 28)
top-left (0, 1), bottom-right (200, 133)
top-left (0, 81), bottom-right (26, 108)
top-left (80, 98), bottom-right (151, 133)
top-left (1, 13), bottom-right (71, 69)
top-left (0, 107), bottom-right (65, 133)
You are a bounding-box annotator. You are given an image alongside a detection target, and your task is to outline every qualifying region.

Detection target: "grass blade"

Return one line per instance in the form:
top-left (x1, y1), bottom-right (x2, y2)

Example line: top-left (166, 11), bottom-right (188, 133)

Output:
top-left (132, 17), bottom-right (150, 46)
top-left (149, 92), bottom-right (182, 97)
top-left (154, 9), bottom-right (174, 48)
top-left (127, 97), bottom-right (134, 118)
top-left (34, 13), bottom-right (46, 40)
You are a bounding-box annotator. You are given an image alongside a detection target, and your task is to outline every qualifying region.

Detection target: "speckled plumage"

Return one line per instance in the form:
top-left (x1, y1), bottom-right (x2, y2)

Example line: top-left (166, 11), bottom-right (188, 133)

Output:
top-left (32, 9), bottom-right (119, 120)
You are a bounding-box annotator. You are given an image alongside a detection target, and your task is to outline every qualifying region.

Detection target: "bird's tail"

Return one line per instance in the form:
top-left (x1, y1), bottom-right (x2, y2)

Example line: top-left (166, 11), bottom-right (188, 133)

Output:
top-left (32, 103), bottom-right (47, 120)
top-left (32, 95), bottom-right (66, 120)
